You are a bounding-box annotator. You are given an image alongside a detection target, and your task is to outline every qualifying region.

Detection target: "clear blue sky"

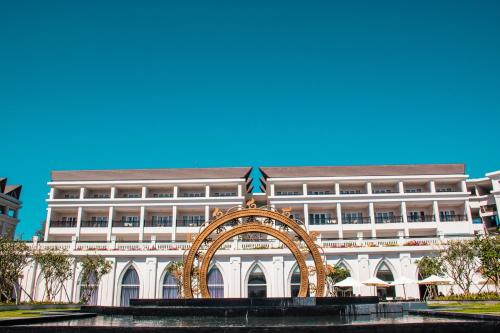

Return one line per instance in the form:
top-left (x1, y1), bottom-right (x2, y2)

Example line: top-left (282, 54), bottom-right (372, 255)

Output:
top-left (1, 0), bottom-right (499, 239)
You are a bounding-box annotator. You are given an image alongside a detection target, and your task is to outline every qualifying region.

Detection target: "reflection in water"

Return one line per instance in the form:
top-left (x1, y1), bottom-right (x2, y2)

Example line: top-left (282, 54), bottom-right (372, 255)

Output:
top-left (31, 314), bottom-right (477, 327)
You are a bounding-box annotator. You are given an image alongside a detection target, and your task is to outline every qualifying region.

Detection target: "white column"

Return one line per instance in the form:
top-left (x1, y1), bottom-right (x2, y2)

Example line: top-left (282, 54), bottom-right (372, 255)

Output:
top-left (103, 257), bottom-right (116, 306)
top-left (433, 201), bottom-right (440, 222)
top-left (230, 257), bottom-right (241, 298)
top-left (398, 181), bottom-right (404, 194)
top-left (110, 186), bottom-right (116, 199)
top-left (272, 256), bottom-right (284, 297)
top-left (335, 183), bottom-right (340, 195)
top-left (141, 186), bottom-right (147, 198)
top-left (430, 181), bottom-right (436, 193)
top-left (205, 205), bottom-right (210, 222)
top-left (337, 203), bottom-right (343, 239)
top-left (49, 188), bottom-right (55, 200)
top-left (270, 184), bottom-right (275, 196)
top-left (369, 202), bottom-right (376, 238)
top-left (139, 206), bottom-right (145, 242)
top-left (357, 254), bottom-right (371, 296)
top-left (44, 207), bottom-right (52, 241)
top-left (173, 186), bottom-right (178, 198)
top-left (401, 202), bottom-right (409, 237)
top-left (465, 201), bottom-right (473, 234)
top-left (302, 183), bottom-right (308, 196)
top-left (205, 185), bottom-right (210, 198)
top-left (237, 184), bottom-right (243, 197)
top-left (76, 207), bottom-right (83, 239)
top-left (461, 180), bottom-right (468, 193)
top-left (303, 204), bottom-right (309, 230)
top-left (172, 206), bottom-right (177, 241)
top-left (106, 207), bottom-right (114, 241)
top-left (79, 187), bottom-right (85, 199)
top-left (367, 182), bottom-right (372, 195)
top-left (145, 258), bottom-right (157, 299)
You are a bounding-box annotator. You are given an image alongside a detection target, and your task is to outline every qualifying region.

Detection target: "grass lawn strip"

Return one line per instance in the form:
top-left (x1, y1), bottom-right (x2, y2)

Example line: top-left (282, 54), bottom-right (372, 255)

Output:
top-left (428, 303), bottom-right (500, 315)
top-left (0, 308), bottom-right (79, 319)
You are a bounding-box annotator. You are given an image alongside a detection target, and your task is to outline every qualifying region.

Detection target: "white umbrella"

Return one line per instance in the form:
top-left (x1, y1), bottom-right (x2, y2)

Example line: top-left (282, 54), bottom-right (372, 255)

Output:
top-left (334, 277), bottom-right (364, 288)
top-left (363, 277), bottom-right (390, 296)
top-left (391, 276), bottom-right (416, 299)
top-left (417, 275), bottom-right (452, 285)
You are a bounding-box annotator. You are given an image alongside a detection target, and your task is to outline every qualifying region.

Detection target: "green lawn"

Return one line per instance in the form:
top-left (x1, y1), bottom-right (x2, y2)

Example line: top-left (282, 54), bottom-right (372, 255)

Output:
top-left (428, 303), bottom-right (500, 315)
top-left (0, 308), bottom-right (79, 319)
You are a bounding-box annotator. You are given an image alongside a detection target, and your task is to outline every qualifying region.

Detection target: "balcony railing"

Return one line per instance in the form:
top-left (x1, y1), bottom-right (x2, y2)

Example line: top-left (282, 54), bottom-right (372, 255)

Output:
top-left (81, 220), bottom-right (108, 228)
top-left (407, 215), bottom-right (435, 223)
top-left (112, 220), bottom-right (140, 227)
top-left (375, 216), bottom-right (403, 224)
top-left (179, 193), bottom-right (205, 198)
top-left (177, 219), bottom-right (205, 227)
top-left (342, 217), bottom-right (371, 224)
top-left (440, 215), bottom-right (467, 222)
top-left (309, 218), bottom-right (338, 225)
top-left (145, 219), bottom-right (173, 227)
top-left (50, 220), bottom-right (77, 228)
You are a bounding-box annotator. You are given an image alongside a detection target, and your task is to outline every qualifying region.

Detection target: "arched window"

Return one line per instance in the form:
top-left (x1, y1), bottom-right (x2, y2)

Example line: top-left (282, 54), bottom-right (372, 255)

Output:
top-left (376, 262), bottom-right (395, 299)
top-left (120, 267), bottom-right (140, 306)
top-left (247, 265), bottom-right (267, 298)
top-left (290, 266), bottom-right (305, 297)
top-left (162, 272), bottom-right (179, 299)
top-left (78, 271), bottom-right (98, 305)
top-left (207, 267), bottom-right (224, 298)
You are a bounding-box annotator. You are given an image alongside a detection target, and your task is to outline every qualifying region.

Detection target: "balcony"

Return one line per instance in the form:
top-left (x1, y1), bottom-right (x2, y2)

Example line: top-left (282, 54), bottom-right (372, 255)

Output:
top-left (374, 216), bottom-right (403, 224)
top-left (309, 217), bottom-right (337, 225)
top-left (177, 218), bottom-right (205, 227)
top-left (342, 217), bottom-right (371, 224)
top-left (407, 215), bottom-right (435, 223)
top-left (81, 220), bottom-right (108, 228)
top-left (145, 218), bottom-right (173, 227)
top-left (440, 214), bottom-right (467, 222)
top-left (112, 220), bottom-right (139, 227)
top-left (50, 220), bottom-right (77, 228)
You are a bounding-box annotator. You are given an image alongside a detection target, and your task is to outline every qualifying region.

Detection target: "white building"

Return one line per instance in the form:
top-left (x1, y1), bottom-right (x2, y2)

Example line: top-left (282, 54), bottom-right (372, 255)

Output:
top-left (19, 164), bottom-right (496, 305)
top-left (0, 178), bottom-right (22, 239)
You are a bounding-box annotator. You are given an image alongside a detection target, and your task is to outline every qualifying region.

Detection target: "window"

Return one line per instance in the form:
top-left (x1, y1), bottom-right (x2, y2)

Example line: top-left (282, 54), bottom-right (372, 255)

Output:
top-left (123, 193), bottom-right (140, 198)
top-left (153, 193), bottom-right (173, 198)
top-left (440, 210), bottom-right (456, 221)
top-left (375, 212), bottom-right (394, 223)
top-left (290, 266), bottom-right (301, 297)
top-left (408, 211), bottom-right (425, 222)
top-left (121, 216), bottom-right (139, 227)
top-left (436, 188), bottom-right (453, 192)
top-left (213, 192), bottom-right (236, 197)
top-left (342, 212), bottom-right (363, 223)
top-left (340, 190), bottom-right (361, 194)
top-left (182, 215), bottom-right (204, 226)
top-left (93, 193), bottom-right (110, 198)
top-left (152, 216), bottom-right (172, 226)
top-left (247, 265), bottom-right (267, 298)
top-left (309, 213), bottom-right (332, 224)
top-left (162, 272), bottom-right (179, 299)
top-left (405, 188), bottom-right (422, 193)
top-left (307, 191), bottom-right (332, 195)
top-left (208, 267), bottom-right (224, 298)
top-left (375, 263), bottom-right (395, 299)
top-left (120, 267), bottom-right (140, 306)
top-left (78, 271), bottom-right (98, 305)
top-left (91, 216), bottom-right (108, 222)
top-left (64, 193), bottom-right (79, 199)
top-left (276, 191), bottom-right (300, 196)
top-left (373, 189), bottom-right (392, 194)
top-left (181, 192), bottom-right (204, 197)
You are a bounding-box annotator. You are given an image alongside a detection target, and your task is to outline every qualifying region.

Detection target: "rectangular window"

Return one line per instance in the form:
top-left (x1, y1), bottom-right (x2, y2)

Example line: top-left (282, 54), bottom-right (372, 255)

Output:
top-left (405, 188), bottom-right (422, 193)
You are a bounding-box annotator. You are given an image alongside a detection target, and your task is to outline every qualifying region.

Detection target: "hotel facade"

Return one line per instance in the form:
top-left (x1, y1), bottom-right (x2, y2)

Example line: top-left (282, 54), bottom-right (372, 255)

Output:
top-left (0, 178), bottom-right (22, 239)
top-left (19, 165), bottom-right (500, 305)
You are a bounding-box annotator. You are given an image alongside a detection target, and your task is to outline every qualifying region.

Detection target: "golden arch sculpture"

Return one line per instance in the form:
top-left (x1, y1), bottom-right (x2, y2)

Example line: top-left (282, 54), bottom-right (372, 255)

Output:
top-left (182, 206), bottom-right (326, 298)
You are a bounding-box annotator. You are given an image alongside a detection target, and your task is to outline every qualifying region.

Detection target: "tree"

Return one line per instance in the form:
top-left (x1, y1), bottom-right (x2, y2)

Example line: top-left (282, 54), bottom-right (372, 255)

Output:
top-left (33, 249), bottom-right (73, 302)
top-left (325, 264), bottom-right (350, 296)
top-left (416, 256), bottom-right (444, 299)
top-left (0, 237), bottom-right (33, 304)
top-left (34, 221), bottom-right (46, 241)
top-left (440, 240), bottom-right (477, 295)
top-left (473, 235), bottom-right (500, 294)
top-left (78, 255), bottom-right (112, 304)
top-left (165, 261), bottom-right (184, 298)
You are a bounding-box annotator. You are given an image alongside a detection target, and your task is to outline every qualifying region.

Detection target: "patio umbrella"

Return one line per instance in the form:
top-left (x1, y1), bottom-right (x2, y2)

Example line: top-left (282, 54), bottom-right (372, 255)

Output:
top-left (362, 277), bottom-right (390, 296)
top-left (391, 276), bottom-right (416, 299)
top-left (334, 277), bottom-right (364, 288)
top-left (417, 275), bottom-right (452, 285)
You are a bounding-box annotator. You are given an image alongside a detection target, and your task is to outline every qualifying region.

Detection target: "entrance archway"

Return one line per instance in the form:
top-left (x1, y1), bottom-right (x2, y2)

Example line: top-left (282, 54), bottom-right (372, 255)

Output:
top-left (182, 204), bottom-right (326, 298)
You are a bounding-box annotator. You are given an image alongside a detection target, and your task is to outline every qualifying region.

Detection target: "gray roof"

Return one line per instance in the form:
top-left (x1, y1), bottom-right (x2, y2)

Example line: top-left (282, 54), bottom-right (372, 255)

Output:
top-left (51, 167), bottom-right (253, 181)
top-left (260, 164), bottom-right (465, 178)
